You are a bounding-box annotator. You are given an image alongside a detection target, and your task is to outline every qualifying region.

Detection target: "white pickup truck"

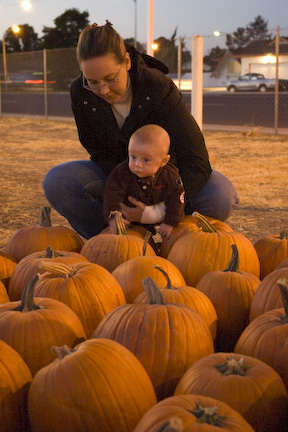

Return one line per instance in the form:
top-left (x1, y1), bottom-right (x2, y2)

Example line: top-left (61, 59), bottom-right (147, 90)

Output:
top-left (227, 73), bottom-right (288, 93)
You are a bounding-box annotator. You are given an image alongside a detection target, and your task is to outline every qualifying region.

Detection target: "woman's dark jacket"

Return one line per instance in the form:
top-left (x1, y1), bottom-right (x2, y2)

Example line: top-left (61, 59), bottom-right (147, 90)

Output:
top-left (70, 45), bottom-right (212, 202)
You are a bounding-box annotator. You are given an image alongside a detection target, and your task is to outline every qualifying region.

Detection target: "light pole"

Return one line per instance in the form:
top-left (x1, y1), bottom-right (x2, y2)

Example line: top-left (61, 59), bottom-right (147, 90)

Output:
top-left (133, 0), bottom-right (137, 48)
top-left (147, 0), bottom-right (154, 56)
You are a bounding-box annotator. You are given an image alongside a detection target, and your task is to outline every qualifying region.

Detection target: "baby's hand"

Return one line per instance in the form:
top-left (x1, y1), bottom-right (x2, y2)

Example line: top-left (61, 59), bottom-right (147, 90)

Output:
top-left (157, 223), bottom-right (173, 240)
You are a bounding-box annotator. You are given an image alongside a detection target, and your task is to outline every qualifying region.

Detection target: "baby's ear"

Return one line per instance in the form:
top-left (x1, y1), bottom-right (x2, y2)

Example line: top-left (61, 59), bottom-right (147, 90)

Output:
top-left (160, 154), bottom-right (170, 167)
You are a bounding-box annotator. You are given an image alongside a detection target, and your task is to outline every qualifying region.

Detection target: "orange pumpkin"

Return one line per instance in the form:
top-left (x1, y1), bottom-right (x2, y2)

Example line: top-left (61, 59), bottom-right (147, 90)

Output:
top-left (93, 277), bottom-right (214, 400)
top-left (0, 250), bottom-right (17, 290)
top-left (254, 229), bottom-right (288, 279)
top-left (0, 280), bottom-right (9, 304)
top-left (174, 352), bottom-right (288, 432)
top-left (34, 261), bottom-right (126, 337)
top-left (0, 275), bottom-right (86, 376)
top-left (3, 207), bottom-right (84, 262)
top-left (8, 247), bottom-right (88, 301)
top-left (167, 212), bottom-right (260, 287)
top-left (0, 340), bottom-right (33, 432)
top-left (133, 394), bottom-right (255, 432)
top-left (28, 338), bottom-right (157, 432)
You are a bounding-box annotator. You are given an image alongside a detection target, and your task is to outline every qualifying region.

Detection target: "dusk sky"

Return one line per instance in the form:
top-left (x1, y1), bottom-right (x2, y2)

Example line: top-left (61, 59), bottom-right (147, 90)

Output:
top-left (1, 0), bottom-right (288, 53)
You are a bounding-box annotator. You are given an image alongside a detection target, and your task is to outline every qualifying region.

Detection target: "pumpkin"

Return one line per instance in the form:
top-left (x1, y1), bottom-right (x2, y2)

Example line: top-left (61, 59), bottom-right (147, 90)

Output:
top-left (93, 277), bottom-right (214, 400)
top-left (8, 246), bottom-right (88, 301)
top-left (134, 265), bottom-right (218, 340)
top-left (3, 207), bottom-right (84, 262)
top-left (0, 274), bottom-right (86, 376)
top-left (28, 338), bottom-right (157, 432)
top-left (174, 352), bottom-right (288, 432)
top-left (160, 214), bottom-right (233, 259)
top-left (254, 229), bottom-right (288, 279)
top-left (133, 394), bottom-right (255, 432)
top-left (235, 277), bottom-right (288, 392)
top-left (34, 261), bottom-right (126, 337)
top-left (0, 280), bottom-right (9, 304)
top-left (0, 250), bottom-right (17, 290)
top-left (249, 267), bottom-right (288, 321)
top-left (196, 244), bottom-right (260, 351)
top-left (81, 211), bottom-right (156, 272)
top-left (0, 340), bottom-right (33, 432)
top-left (112, 255), bottom-right (186, 304)
top-left (167, 212), bottom-right (260, 287)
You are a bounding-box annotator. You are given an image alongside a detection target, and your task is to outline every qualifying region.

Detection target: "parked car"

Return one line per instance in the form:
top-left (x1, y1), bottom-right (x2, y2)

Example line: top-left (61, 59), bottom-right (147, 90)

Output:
top-left (227, 73), bottom-right (288, 93)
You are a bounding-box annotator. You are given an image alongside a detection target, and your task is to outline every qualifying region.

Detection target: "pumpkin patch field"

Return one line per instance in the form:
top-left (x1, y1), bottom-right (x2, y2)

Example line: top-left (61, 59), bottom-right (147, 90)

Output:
top-left (0, 116), bottom-right (288, 431)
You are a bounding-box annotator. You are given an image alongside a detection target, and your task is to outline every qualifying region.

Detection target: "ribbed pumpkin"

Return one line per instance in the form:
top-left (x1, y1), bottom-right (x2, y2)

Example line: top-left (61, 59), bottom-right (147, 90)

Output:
top-left (174, 352), bottom-right (288, 432)
top-left (167, 212), bottom-right (260, 287)
top-left (28, 338), bottom-right (157, 432)
top-left (249, 267), bottom-right (288, 321)
top-left (80, 212), bottom-right (156, 273)
top-left (112, 255), bottom-right (186, 304)
top-left (93, 277), bottom-right (214, 400)
top-left (3, 207), bottom-right (84, 262)
top-left (133, 394), bottom-right (255, 432)
top-left (134, 265), bottom-right (217, 340)
top-left (34, 261), bottom-right (126, 337)
top-left (0, 275), bottom-right (86, 376)
top-left (160, 214), bottom-right (233, 259)
top-left (0, 340), bottom-right (33, 432)
top-left (8, 247), bottom-right (88, 301)
top-left (254, 229), bottom-right (288, 279)
top-left (0, 250), bottom-right (17, 290)
top-left (235, 278), bottom-right (288, 392)
top-left (0, 280), bottom-right (9, 304)
top-left (196, 244), bottom-right (260, 352)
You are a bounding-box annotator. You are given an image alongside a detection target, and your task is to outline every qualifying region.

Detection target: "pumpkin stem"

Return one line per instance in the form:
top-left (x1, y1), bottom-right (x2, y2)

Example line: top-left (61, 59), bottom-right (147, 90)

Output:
top-left (41, 206), bottom-right (52, 227)
top-left (51, 344), bottom-right (77, 360)
top-left (43, 246), bottom-right (63, 258)
top-left (280, 229), bottom-right (288, 240)
top-left (39, 261), bottom-right (75, 278)
top-left (223, 244), bottom-right (239, 273)
top-left (142, 231), bottom-right (152, 256)
top-left (215, 357), bottom-right (250, 376)
top-left (142, 277), bottom-right (166, 304)
top-left (155, 418), bottom-right (183, 432)
top-left (277, 278), bottom-right (288, 322)
top-left (108, 210), bottom-right (127, 235)
top-left (13, 274), bottom-right (41, 312)
top-left (189, 402), bottom-right (226, 426)
top-left (153, 265), bottom-right (175, 290)
top-left (192, 212), bottom-right (218, 233)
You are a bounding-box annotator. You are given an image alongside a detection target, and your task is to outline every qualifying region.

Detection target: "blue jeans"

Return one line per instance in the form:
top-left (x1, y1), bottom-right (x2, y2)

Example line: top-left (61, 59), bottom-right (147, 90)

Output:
top-left (43, 160), bottom-right (239, 239)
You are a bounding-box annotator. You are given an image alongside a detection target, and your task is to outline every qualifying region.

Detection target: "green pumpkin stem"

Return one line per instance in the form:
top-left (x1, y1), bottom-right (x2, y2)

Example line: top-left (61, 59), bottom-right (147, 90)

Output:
top-left (280, 229), bottom-right (288, 240)
top-left (277, 278), bottom-right (288, 322)
top-left (153, 265), bottom-right (176, 290)
top-left (41, 206), bottom-right (52, 227)
top-left (155, 418), bottom-right (183, 432)
top-left (223, 244), bottom-right (239, 273)
top-left (190, 402), bottom-right (226, 426)
top-left (216, 357), bottom-right (250, 376)
top-left (51, 344), bottom-right (77, 360)
top-left (192, 212), bottom-right (218, 233)
top-left (13, 274), bottom-right (41, 312)
top-left (108, 210), bottom-right (127, 235)
top-left (142, 277), bottom-right (165, 304)
top-left (43, 246), bottom-right (63, 258)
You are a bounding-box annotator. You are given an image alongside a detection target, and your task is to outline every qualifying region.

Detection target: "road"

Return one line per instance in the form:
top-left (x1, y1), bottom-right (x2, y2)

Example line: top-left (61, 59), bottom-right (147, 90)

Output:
top-left (1, 91), bottom-right (288, 129)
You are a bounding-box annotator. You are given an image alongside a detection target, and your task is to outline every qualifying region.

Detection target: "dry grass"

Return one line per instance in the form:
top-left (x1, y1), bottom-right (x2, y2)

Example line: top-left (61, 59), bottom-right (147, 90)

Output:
top-left (0, 117), bottom-right (288, 247)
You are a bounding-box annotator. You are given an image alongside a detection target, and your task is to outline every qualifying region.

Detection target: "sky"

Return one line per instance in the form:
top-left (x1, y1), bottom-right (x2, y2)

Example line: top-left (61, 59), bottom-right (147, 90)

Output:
top-left (1, 0), bottom-right (288, 54)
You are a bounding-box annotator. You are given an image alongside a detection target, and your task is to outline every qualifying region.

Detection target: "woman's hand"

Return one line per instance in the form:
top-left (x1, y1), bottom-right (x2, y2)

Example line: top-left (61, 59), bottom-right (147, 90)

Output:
top-left (119, 196), bottom-right (145, 222)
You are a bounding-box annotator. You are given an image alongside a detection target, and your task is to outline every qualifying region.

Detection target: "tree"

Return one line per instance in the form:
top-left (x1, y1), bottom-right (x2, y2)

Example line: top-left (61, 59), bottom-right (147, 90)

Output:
top-left (226, 15), bottom-right (272, 49)
top-left (203, 46), bottom-right (226, 71)
top-left (154, 28), bottom-right (178, 73)
top-left (2, 25), bottom-right (39, 53)
top-left (41, 8), bottom-right (90, 49)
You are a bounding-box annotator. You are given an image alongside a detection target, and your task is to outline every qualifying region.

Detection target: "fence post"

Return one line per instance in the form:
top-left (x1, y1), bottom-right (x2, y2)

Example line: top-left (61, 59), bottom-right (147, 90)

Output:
top-left (274, 26), bottom-right (280, 135)
top-left (191, 35), bottom-right (203, 130)
top-left (177, 37), bottom-right (182, 90)
top-left (43, 48), bottom-right (48, 119)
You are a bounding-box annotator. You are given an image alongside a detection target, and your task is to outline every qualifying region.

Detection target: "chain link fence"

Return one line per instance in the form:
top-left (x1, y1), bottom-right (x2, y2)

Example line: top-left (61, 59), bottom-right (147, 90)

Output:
top-left (0, 28), bottom-right (288, 133)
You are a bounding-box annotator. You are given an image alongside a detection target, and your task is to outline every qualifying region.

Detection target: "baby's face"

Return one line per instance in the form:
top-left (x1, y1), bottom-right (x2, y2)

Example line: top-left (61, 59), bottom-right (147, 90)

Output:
top-left (128, 139), bottom-right (168, 178)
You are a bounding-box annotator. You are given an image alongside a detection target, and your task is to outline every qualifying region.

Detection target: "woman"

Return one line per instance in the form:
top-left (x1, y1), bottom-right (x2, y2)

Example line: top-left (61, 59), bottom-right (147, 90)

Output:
top-left (43, 21), bottom-right (238, 239)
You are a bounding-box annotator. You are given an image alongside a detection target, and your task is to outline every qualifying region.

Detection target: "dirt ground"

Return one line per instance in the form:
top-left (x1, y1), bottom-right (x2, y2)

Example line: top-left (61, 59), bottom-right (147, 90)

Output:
top-left (0, 116), bottom-right (287, 248)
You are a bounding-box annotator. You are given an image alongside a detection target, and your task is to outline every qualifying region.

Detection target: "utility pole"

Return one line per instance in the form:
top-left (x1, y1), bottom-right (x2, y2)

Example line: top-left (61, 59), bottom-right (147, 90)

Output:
top-left (147, 0), bottom-right (154, 56)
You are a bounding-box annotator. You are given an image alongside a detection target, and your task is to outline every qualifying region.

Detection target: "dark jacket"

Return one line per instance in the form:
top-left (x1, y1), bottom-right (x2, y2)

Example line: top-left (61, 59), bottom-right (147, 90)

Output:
top-left (103, 160), bottom-right (185, 227)
top-left (70, 45), bottom-right (212, 201)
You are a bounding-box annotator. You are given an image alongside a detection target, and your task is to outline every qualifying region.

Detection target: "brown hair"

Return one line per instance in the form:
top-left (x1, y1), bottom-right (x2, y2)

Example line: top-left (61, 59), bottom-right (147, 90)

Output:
top-left (77, 20), bottom-right (126, 64)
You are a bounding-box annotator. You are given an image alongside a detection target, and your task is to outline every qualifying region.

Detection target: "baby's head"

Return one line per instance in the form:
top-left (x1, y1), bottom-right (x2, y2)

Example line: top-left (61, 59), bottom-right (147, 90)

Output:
top-left (128, 124), bottom-right (170, 178)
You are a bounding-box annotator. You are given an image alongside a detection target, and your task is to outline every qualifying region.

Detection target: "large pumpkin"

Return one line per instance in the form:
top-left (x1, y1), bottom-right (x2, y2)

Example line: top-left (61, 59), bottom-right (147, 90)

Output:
top-left (174, 352), bottom-right (288, 432)
top-left (0, 275), bottom-right (86, 376)
top-left (28, 338), bottom-right (157, 432)
top-left (0, 340), bottom-right (32, 432)
top-left (3, 207), bottom-right (84, 262)
top-left (0, 250), bottom-right (17, 290)
top-left (167, 212), bottom-right (260, 287)
top-left (254, 229), bottom-right (288, 279)
top-left (133, 394), bottom-right (255, 432)
top-left (34, 261), bottom-right (126, 337)
top-left (0, 280), bottom-right (9, 304)
top-left (93, 277), bottom-right (214, 400)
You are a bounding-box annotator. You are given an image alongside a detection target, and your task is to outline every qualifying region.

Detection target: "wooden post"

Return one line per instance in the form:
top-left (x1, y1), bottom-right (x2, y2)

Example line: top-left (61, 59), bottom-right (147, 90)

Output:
top-left (191, 35), bottom-right (203, 130)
